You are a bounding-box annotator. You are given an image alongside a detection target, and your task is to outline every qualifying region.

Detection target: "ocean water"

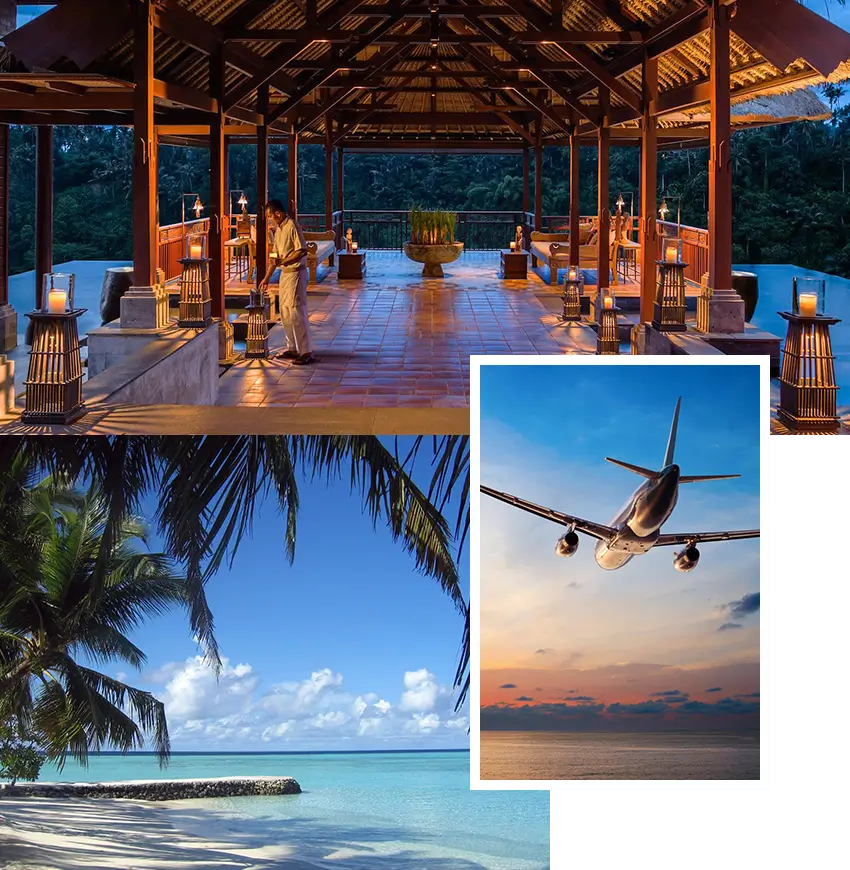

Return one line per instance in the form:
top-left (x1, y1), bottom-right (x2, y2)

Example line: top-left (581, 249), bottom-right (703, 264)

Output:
top-left (37, 750), bottom-right (549, 869)
top-left (481, 732), bottom-right (759, 780)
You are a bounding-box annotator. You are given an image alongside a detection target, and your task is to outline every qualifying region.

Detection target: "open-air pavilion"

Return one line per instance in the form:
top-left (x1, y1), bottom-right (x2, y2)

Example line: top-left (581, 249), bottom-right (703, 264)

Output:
top-left (0, 0), bottom-right (849, 433)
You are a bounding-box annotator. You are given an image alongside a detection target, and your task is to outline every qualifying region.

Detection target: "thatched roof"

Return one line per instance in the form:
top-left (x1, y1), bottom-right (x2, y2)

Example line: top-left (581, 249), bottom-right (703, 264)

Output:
top-left (0, 0), bottom-right (847, 146)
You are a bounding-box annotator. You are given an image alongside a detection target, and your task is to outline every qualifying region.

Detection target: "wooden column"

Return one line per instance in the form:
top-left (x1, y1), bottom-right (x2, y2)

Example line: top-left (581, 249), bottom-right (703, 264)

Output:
top-left (208, 47), bottom-right (227, 319)
top-left (522, 146), bottom-right (530, 214)
top-left (256, 84), bottom-right (269, 290)
top-left (324, 118), bottom-right (333, 232)
top-left (336, 145), bottom-right (344, 212)
top-left (534, 138), bottom-right (543, 231)
top-left (597, 87), bottom-right (611, 293)
top-left (131, 0), bottom-right (156, 289)
top-left (287, 124), bottom-right (298, 219)
top-left (35, 126), bottom-right (54, 310)
top-left (708, 0), bottom-right (733, 293)
top-left (0, 3), bottom-right (15, 348)
top-left (569, 125), bottom-right (580, 266)
top-left (639, 53), bottom-right (659, 323)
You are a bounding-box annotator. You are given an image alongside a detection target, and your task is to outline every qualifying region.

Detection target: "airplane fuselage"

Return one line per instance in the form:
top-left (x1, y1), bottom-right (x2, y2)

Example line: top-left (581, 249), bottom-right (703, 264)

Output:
top-left (593, 464), bottom-right (680, 570)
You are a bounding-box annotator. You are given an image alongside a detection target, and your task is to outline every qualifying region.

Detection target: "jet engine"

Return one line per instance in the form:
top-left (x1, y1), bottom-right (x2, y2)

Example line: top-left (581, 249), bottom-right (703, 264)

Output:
top-left (555, 529), bottom-right (579, 557)
top-left (673, 545), bottom-right (700, 572)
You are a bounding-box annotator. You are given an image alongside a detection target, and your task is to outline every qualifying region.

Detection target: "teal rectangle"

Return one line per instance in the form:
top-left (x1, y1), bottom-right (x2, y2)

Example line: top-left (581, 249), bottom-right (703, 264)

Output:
top-left (552, 792), bottom-right (850, 870)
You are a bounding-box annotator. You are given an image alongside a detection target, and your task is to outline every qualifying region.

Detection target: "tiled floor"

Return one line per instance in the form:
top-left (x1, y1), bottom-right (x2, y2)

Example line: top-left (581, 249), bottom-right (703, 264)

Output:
top-left (218, 251), bottom-right (600, 409)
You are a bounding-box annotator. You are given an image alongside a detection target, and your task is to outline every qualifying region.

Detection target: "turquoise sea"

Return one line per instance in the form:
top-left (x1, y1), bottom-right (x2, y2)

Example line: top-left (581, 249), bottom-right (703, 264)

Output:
top-left (37, 750), bottom-right (549, 869)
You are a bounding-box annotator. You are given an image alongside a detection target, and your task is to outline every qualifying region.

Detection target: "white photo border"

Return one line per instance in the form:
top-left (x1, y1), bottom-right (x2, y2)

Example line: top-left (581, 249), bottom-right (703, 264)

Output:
top-left (469, 354), bottom-right (776, 792)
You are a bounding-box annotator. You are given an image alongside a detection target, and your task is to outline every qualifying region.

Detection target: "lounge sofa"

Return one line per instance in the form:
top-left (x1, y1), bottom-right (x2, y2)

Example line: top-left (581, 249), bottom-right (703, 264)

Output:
top-left (303, 230), bottom-right (336, 282)
top-left (530, 231), bottom-right (599, 285)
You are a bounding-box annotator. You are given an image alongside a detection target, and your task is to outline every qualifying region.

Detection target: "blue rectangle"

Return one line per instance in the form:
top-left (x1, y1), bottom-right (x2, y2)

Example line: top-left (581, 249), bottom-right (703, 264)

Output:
top-left (552, 792), bottom-right (850, 870)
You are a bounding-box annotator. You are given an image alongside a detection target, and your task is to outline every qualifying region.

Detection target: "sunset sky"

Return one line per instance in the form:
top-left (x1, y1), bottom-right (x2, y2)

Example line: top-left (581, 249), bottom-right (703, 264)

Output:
top-left (479, 364), bottom-right (760, 732)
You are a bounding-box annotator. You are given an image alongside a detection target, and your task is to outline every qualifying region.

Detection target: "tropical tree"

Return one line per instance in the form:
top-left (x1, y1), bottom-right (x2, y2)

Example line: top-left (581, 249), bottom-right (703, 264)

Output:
top-left (0, 436), bottom-right (471, 708)
top-left (0, 458), bottom-right (192, 768)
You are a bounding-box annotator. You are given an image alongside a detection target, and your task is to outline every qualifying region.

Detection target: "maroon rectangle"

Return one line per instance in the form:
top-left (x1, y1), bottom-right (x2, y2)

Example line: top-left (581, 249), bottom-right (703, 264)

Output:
top-left (776, 439), bottom-right (850, 792)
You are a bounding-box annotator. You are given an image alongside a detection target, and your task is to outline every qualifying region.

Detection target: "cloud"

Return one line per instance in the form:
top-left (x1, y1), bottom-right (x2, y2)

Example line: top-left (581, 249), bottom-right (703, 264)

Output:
top-left (565, 695), bottom-right (595, 702)
top-left (706, 687), bottom-right (723, 693)
top-left (534, 648), bottom-right (554, 655)
top-left (150, 657), bottom-right (465, 749)
top-left (499, 683), bottom-right (517, 689)
top-left (735, 692), bottom-right (760, 698)
top-left (717, 622), bottom-right (743, 632)
top-left (567, 582), bottom-right (581, 589)
top-left (651, 690), bottom-right (685, 697)
top-left (724, 592), bottom-right (760, 620)
top-left (515, 696), bottom-right (534, 702)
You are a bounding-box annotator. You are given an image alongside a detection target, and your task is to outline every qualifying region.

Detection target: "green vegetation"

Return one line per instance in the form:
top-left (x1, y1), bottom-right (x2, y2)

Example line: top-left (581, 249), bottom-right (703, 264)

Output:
top-left (409, 206), bottom-right (457, 245)
top-left (0, 718), bottom-right (44, 786)
top-left (7, 95), bottom-right (850, 275)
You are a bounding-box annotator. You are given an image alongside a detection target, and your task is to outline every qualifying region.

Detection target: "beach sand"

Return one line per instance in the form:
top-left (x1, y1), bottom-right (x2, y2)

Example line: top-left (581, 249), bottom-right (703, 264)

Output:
top-left (0, 796), bottom-right (313, 869)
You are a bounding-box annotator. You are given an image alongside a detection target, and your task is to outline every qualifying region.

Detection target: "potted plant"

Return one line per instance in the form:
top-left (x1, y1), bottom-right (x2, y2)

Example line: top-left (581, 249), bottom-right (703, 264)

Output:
top-left (403, 207), bottom-right (464, 277)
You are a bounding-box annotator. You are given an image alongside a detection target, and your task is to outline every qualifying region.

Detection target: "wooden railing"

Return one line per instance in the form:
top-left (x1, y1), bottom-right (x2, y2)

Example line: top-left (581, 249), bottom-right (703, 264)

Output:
top-left (155, 211), bottom-right (707, 281)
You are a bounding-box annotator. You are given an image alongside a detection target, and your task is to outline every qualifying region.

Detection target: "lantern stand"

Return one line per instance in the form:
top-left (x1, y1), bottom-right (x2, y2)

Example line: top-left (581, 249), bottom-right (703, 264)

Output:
top-left (244, 290), bottom-right (269, 360)
top-left (777, 276), bottom-right (841, 432)
top-left (652, 237), bottom-right (687, 332)
top-left (177, 231), bottom-right (212, 328)
top-left (596, 298), bottom-right (620, 355)
top-left (22, 273), bottom-right (86, 424)
top-left (561, 266), bottom-right (583, 323)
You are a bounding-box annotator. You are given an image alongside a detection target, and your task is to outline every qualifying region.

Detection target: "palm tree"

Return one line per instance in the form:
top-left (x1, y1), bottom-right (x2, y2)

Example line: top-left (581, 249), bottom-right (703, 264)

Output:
top-left (0, 436), bottom-right (471, 707)
top-left (0, 457), bottom-right (191, 768)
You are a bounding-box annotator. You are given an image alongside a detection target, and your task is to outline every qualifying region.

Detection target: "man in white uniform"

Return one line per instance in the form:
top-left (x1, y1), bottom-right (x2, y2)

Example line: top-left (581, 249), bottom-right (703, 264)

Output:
top-left (259, 199), bottom-right (314, 365)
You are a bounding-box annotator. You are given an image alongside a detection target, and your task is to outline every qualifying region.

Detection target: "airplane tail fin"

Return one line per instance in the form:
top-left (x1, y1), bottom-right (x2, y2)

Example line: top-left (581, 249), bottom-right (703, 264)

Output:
top-left (679, 474), bottom-right (741, 484)
top-left (663, 397), bottom-right (682, 467)
top-left (604, 458), bottom-right (660, 479)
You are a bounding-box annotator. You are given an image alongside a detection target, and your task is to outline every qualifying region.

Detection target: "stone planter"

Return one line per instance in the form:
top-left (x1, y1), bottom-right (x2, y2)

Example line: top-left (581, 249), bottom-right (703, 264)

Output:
top-left (403, 241), bottom-right (464, 277)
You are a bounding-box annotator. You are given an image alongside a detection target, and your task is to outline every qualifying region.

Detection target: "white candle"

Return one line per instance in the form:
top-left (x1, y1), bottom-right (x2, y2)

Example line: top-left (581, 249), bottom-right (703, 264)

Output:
top-left (352, 242), bottom-right (358, 252)
top-left (664, 243), bottom-right (678, 263)
top-left (568, 267), bottom-right (577, 281)
top-left (798, 292), bottom-right (817, 318)
top-left (603, 295), bottom-right (613, 310)
top-left (47, 289), bottom-right (67, 314)
top-left (189, 243), bottom-right (203, 259)
top-left (509, 241), bottom-right (516, 251)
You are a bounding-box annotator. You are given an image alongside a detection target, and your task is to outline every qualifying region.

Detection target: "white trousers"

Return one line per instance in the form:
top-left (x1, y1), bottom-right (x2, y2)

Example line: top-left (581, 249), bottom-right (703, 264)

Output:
top-left (278, 268), bottom-right (312, 354)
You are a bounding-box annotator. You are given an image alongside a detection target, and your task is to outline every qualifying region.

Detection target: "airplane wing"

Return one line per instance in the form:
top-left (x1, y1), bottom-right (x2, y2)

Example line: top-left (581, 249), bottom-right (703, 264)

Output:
top-left (654, 529), bottom-right (760, 546)
top-left (480, 485), bottom-right (615, 541)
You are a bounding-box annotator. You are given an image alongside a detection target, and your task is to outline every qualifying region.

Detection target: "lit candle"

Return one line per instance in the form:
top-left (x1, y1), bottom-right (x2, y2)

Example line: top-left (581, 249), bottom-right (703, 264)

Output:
top-left (47, 289), bottom-right (67, 314)
top-left (509, 241), bottom-right (516, 251)
top-left (352, 242), bottom-right (358, 253)
top-left (568, 266), bottom-right (577, 281)
top-left (189, 243), bottom-right (203, 259)
top-left (603, 295), bottom-right (613, 310)
top-left (798, 292), bottom-right (817, 318)
top-left (664, 243), bottom-right (678, 263)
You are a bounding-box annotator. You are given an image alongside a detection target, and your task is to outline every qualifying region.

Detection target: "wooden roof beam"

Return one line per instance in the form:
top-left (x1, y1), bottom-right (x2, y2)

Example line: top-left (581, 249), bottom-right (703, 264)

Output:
top-left (0, 90), bottom-right (132, 111)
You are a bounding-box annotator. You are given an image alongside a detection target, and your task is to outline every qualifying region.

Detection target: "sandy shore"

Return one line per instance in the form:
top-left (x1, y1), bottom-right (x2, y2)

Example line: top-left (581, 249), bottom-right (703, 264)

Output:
top-left (0, 796), bottom-right (315, 869)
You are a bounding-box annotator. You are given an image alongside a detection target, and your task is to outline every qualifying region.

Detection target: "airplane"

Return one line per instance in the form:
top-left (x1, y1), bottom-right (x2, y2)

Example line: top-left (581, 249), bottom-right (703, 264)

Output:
top-left (480, 397), bottom-right (759, 572)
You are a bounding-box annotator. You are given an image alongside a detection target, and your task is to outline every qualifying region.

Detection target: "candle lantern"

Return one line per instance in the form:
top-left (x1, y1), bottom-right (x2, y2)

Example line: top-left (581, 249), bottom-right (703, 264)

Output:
top-left (177, 239), bottom-right (212, 328)
top-left (22, 272), bottom-right (85, 424)
top-left (596, 301), bottom-right (620, 355)
top-left (351, 241), bottom-right (358, 253)
top-left (662, 237), bottom-right (683, 264)
top-left (561, 265), bottom-right (583, 322)
top-left (244, 290), bottom-right (269, 359)
top-left (778, 276), bottom-right (840, 432)
top-left (652, 255), bottom-right (688, 332)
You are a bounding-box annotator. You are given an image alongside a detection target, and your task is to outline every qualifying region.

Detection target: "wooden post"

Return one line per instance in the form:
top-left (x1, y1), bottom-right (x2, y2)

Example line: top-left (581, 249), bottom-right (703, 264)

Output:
top-left (35, 125), bottom-right (54, 311)
top-left (597, 87), bottom-right (610, 293)
top-left (569, 124), bottom-right (580, 267)
top-left (534, 138), bottom-right (543, 232)
top-left (208, 47), bottom-right (227, 319)
top-left (522, 146), bottom-right (530, 215)
top-left (639, 53), bottom-right (659, 324)
top-left (287, 124), bottom-right (298, 219)
top-left (708, 0), bottom-right (733, 293)
top-left (325, 118), bottom-right (333, 232)
top-left (131, 0), bottom-right (155, 290)
top-left (256, 84), bottom-right (269, 290)
top-left (337, 145), bottom-right (344, 212)
top-left (0, 2), bottom-right (16, 349)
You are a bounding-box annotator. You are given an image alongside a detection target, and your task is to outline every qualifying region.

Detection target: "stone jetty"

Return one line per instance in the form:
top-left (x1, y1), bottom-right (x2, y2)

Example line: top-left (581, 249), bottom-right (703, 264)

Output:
top-left (2, 775), bottom-right (301, 801)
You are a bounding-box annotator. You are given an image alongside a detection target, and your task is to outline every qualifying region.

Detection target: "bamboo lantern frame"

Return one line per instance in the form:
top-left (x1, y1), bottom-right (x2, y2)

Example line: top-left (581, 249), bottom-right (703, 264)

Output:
top-left (596, 303), bottom-right (620, 355)
top-left (562, 266), bottom-right (583, 322)
top-left (244, 290), bottom-right (269, 359)
top-left (778, 311), bottom-right (841, 432)
top-left (652, 259), bottom-right (688, 332)
top-left (177, 256), bottom-right (213, 327)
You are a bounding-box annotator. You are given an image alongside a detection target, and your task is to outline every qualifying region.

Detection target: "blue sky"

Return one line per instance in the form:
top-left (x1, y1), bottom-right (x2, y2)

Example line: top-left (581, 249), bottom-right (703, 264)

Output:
top-left (96, 438), bottom-right (469, 752)
top-left (479, 363), bottom-right (760, 732)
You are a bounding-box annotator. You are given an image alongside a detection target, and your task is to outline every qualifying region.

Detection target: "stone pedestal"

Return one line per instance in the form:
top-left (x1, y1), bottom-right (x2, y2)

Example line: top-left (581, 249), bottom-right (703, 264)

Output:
top-left (120, 284), bottom-right (169, 330)
top-left (0, 353), bottom-right (14, 415)
top-left (87, 322), bottom-right (176, 379)
top-left (696, 288), bottom-right (745, 334)
top-left (0, 302), bottom-right (17, 351)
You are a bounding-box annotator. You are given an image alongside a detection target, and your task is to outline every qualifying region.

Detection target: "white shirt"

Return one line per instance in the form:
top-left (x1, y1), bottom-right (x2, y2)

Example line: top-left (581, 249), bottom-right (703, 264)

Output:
top-left (273, 218), bottom-right (307, 273)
